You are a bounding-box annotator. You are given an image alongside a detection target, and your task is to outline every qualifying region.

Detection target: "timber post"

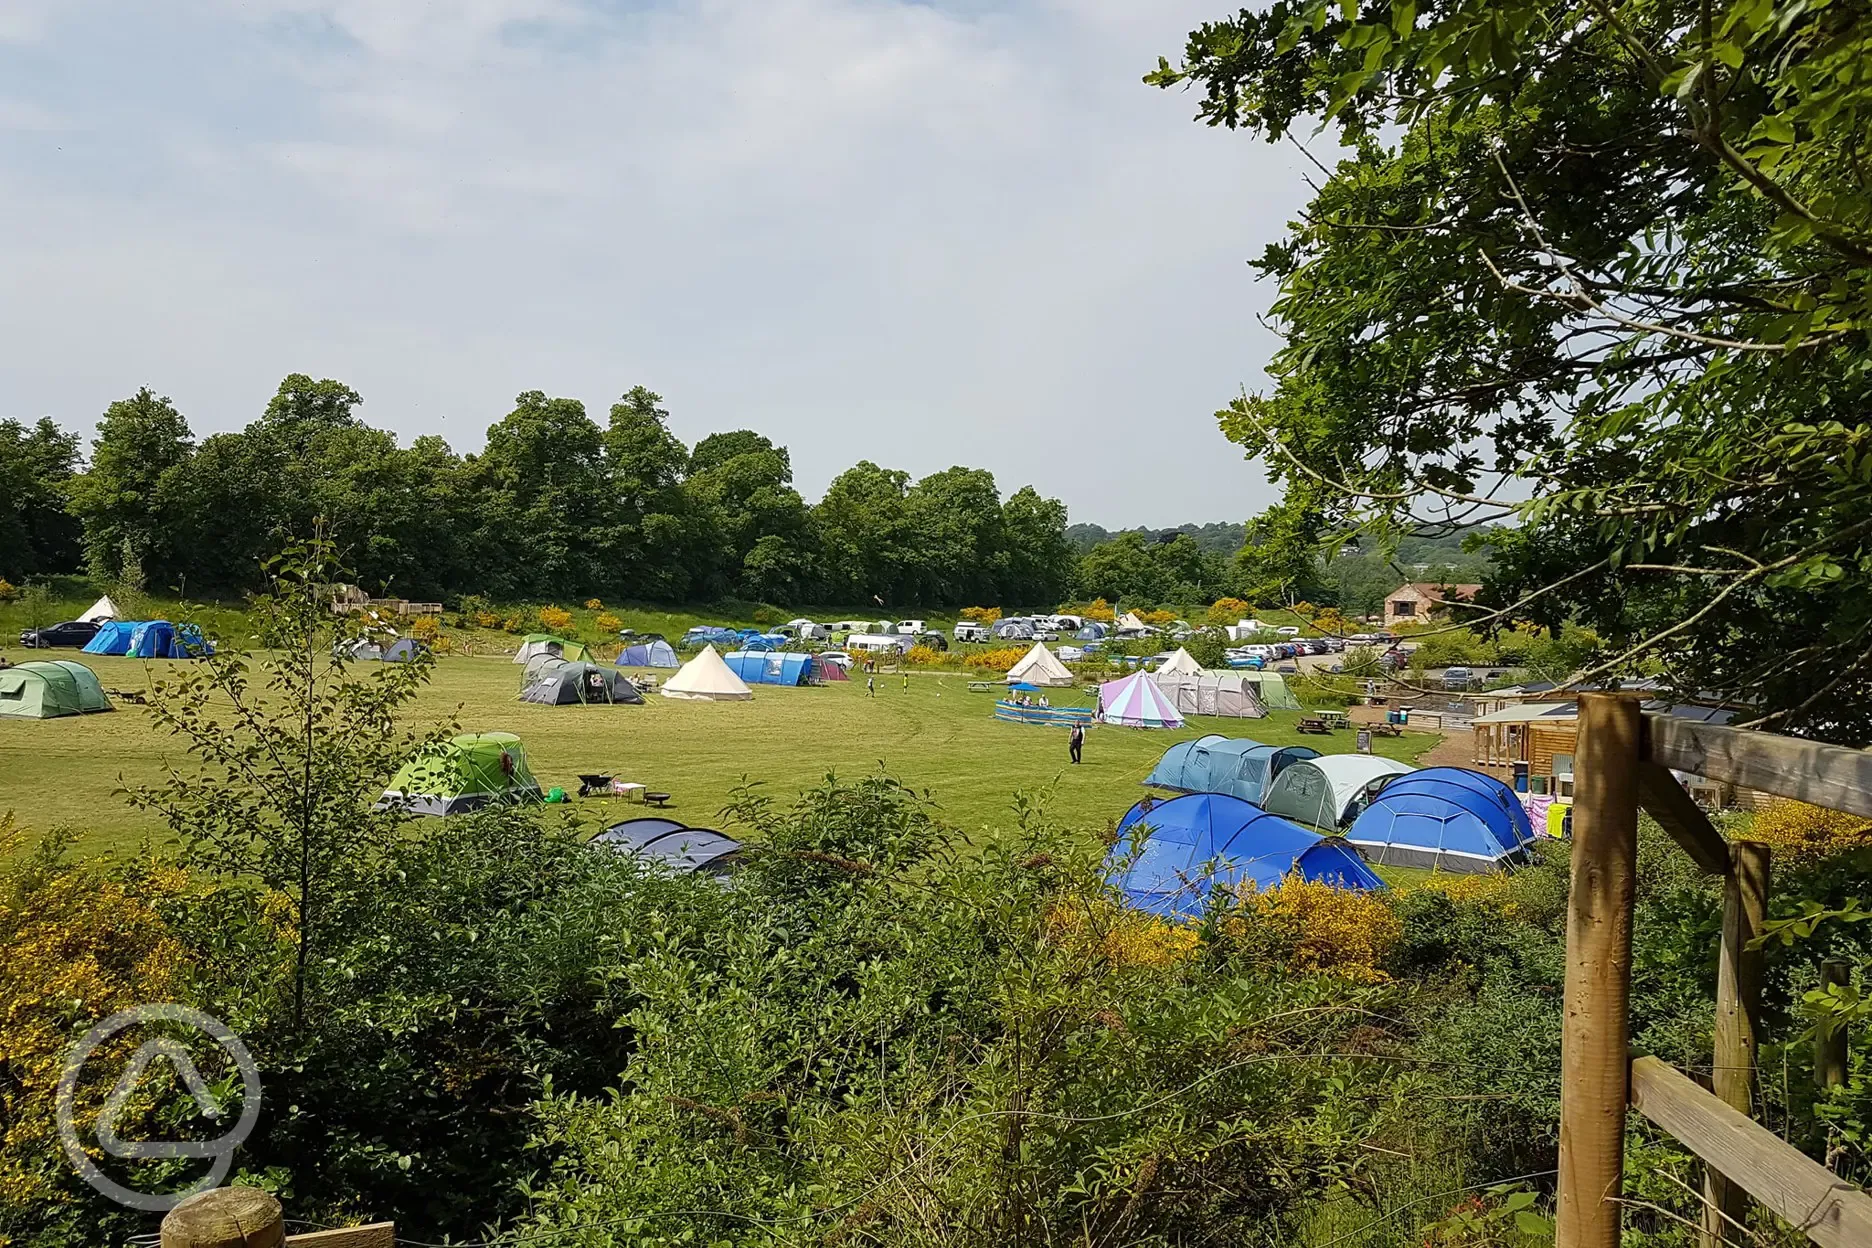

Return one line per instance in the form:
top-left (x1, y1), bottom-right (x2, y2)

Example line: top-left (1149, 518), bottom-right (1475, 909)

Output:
top-left (1817, 960), bottom-right (1850, 1092)
top-left (1557, 692), bottom-right (1643, 1248)
top-left (1702, 840), bottom-right (1770, 1246)
top-left (161, 1187), bottom-right (284, 1248)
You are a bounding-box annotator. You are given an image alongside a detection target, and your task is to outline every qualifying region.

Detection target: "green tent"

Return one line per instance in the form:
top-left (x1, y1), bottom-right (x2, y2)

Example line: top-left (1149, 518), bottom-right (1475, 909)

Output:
top-left (375, 731), bottom-right (542, 816)
top-left (513, 635), bottom-right (593, 665)
top-left (1244, 671), bottom-right (1303, 711)
top-left (0, 660), bottom-right (113, 719)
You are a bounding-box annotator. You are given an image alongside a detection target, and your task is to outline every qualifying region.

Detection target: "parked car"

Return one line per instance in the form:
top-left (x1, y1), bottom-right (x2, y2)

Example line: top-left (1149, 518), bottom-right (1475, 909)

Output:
top-left (818, 650), bottom-right (853, 670)
top-left (952, 621), bottom-right (991, 643)
top-left (1442, 666), bottom-right (1477, 689)
top-left (915, 631), bottom-right (949, 651)
top-left (894, 619), bottom-right (928, 635)
top-left (18, 620), bottom-right (100, 649)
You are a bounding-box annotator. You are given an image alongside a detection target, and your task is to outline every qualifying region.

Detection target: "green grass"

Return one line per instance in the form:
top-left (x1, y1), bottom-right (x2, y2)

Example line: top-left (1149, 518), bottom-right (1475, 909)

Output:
top-left (0, 652), bottom-right (1439, 860)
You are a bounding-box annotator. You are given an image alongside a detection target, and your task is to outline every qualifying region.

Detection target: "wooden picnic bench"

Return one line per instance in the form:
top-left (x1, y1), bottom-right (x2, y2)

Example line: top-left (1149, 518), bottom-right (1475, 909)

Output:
top-left (1296, 716), bottom-right (1332, 734)
top-left (968, 681), bottom-right (997, 693)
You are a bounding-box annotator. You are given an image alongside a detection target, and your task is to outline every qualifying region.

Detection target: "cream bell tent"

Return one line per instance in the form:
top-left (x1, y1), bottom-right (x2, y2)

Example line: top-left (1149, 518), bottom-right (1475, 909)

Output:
top-left (1156, 647), bottom-right (1205, 676)
top-left (662, 644), bottom-right (754, 701)
top-left (1117, 611), bottom-right (1150, 631)
top-left (1005, 642), bottom-right (1075, 688)
top-left (78, 596), bottom-right (122, 623)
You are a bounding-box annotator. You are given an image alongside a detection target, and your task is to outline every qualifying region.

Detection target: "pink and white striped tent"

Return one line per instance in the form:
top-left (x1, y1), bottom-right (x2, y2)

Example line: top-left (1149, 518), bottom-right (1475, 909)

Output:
top-left (1098, 671), bottom-right (1185, 729)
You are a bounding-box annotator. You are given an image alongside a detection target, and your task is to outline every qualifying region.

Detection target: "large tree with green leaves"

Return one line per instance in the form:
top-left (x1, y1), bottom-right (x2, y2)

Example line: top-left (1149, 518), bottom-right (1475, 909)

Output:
top-left (0, 418), bottom-right (81, 581)
top-left (1156, 0), bottom-right (1872, 740)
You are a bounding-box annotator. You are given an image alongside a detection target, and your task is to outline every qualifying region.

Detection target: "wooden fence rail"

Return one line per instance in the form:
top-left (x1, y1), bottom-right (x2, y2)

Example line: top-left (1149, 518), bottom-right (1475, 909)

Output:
top-left (1557, 695), bottom-right (1871, 1248)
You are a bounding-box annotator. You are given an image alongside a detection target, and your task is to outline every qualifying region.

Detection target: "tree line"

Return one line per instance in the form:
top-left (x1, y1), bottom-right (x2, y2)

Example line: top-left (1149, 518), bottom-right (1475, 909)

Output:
top-left (0, 377), bottom-right (1086, 608)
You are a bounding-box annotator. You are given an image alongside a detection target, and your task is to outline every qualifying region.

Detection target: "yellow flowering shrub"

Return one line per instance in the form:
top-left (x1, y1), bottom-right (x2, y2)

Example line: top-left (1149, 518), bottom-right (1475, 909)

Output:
top-left (408, 614), bottom-right (441, 642)
top-left (1079, 598), bottom-right (1116, 623)
top-left (1138, 609), bottom-right (1177, 627)
top-left (1746, 801), bottom-right (1872, 865)
top-left (595, 612), bottom-right (623, 634)
top-left (538, 605), bottom-right (574, 634)
top-left (1226, 875), bottom-right (1401, 983)
top-left (474, 610), bottom-right (501, 629)
top-left (585, 598), bottom-right (604, 611)
top-left (963, 646), bottom-right (1028, 672)
top-left (0, 821), bottom-right (194, 1215)
top-left (1046, 901), bottom-right (1201, 970)
top-left (1409, 872), bottom-right (1521, 916)
top-left (0, 578), bottom-right (15, 603)
top-left (905, 645), bottom-right (945, 666)
top-left (959, 606), bottom-right (1003, 624)
top-left (1207, 597), bottom-right (1251, 624)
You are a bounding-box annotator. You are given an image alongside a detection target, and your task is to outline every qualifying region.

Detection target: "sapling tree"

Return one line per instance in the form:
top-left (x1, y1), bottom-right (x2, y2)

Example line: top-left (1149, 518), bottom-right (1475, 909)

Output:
top-left (129, 536), bottom-right (453, 1028)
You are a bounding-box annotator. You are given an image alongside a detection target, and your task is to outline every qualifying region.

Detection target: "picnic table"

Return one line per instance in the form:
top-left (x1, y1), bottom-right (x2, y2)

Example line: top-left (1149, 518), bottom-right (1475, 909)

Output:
top-left (1318, 709), bottom-right (1349, 730)
top-left (1296, 716), bottom-right (1332, 735)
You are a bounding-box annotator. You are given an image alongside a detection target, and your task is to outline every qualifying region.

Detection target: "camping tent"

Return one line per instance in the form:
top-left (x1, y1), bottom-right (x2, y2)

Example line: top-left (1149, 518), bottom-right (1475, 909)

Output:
top-left (340, 637), bottom-right (424, 662)
top-left (0, 660), bottom-right (113, 719)
top-left (82, 621), bottom-right (141, 655)
top-left (723, 650), bottom-right (820, 687)
top-left (78, 596), bottom-right (122, 623)
top-left (592, 817), bottom-right (745, 877)
top-left (1117, 611), bottom-right (1150, 631)
top-left (818, 658), bottom-right (850, 682)
top-left (993, 620), bottom-right (1036, 641)
top-left (1240, 671), bottom-right (1302, 711)
top-left (1152, 673), bottom-right (1268, 719)
top-left (1107, 792), bottom-right (1384, 919)
top-left (1141, 736), bottom-right (1320, 806)
top-left (662, 644), bottom-right (754, 701)
top-left (512, 634), bottom-right (592, 665)
top-left (1260, 754), bottom-right (1416, 829)
top-left (1156, 648), bottom-right (1204, 676)
top-left (617, 640), bottom-right (679, 668)
top-left (1346, 767), bottom-right (1535, 873)
top-left (520, 660), bottom-right (644, 705)
top-left (376, 732), bottom-right (542, 816)
top-left (1075, 622), bottom-right (1108, 641)
top-left (123, 621), bottom-right (212, 659)
top-left (1006, 642), bottom-right (1075, 687)
top-left (1098, 671), bottom-right (1183, 729)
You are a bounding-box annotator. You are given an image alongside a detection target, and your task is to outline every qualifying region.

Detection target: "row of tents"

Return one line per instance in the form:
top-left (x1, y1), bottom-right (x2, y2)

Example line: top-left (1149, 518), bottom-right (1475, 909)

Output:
top-left (1000, 643), bottom-right (1299, 725)
top-left (1141, 736), bottom-right (1536, 874)
top-left (512, 643), bottom-right (849, 706)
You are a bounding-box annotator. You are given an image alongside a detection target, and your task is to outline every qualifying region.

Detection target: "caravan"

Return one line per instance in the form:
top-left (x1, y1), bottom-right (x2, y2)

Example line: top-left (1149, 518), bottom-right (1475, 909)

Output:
top-left (846, 633), bottom-right (914, 657)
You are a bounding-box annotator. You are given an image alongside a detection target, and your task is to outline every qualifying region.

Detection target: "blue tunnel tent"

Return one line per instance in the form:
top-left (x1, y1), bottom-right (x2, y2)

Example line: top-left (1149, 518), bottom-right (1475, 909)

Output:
top-left (1346, 767), bottom-right (1536, 873)
top-left (617, 639), bottom-right (679, 668)
top-left (82, 621), bottom-right (141, 655)
top-left (1107, 792), bottom-right (1384, 919)
top-left (1141, 737), bottom-right (1320, 806)
top-left (722, 650), bottom-right (819, 686)
top-left (592, 817), bottom-right (744, 877)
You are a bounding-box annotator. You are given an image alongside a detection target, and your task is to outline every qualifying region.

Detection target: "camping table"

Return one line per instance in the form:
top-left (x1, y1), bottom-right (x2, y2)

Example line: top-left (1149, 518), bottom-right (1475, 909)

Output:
top-left (1318, 710), bottom-right (1349, 730)
top-left (612, 782), bottom-right (646, 801)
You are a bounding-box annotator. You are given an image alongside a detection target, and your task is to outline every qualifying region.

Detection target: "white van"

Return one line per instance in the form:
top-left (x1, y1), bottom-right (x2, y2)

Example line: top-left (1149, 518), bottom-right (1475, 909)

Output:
top-left (846, 633), bottom-right (914, 655)
top-left (894, 619), bottom-right (927, 635)
top-left (953, 621), bottom-right (991, 643)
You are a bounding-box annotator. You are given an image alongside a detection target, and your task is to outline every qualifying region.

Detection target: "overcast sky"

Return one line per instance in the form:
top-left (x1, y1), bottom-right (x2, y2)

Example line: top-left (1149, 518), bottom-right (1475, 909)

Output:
top-left (0, 0), bottom-right (1319, 529)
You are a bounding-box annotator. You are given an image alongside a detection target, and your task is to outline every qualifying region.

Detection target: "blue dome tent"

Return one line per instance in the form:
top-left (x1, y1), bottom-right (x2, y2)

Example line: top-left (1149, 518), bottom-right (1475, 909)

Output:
top-left (1346, 767), bottom-right (1534, 873)
top-left (1107, 792), bottom-right (1384, 919)
top-left (1075, 622), bottom-right (1108, 641)
top-left (123, 621), bottom-right (212, 659)
top-left (592, 817), bottom-right (744, 877)
top-left (1141, 737), bottom-right (1319, 806)
top-left (618, 639), bottom-right (679, 668)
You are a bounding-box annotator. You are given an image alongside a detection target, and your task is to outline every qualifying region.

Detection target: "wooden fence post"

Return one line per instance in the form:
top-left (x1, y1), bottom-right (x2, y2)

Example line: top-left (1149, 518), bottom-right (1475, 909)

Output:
top-left (1702, 840), bottom-right (1769, 1247)
top-left (161, 1187), bottom-right (284, 1248)
top-left (1817, 960), bottom-right (1850, 1092)
top-left (1558, 692), bottom-right (1643, 1248)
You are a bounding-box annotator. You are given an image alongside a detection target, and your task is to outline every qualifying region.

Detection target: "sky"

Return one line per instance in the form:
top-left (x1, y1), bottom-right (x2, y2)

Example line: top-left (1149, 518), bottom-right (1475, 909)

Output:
top-left (0, 0), bottom-right (1320, 529)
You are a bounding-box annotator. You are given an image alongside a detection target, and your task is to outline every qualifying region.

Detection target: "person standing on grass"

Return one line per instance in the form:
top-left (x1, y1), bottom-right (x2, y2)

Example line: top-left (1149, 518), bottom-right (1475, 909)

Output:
top-left (1068, 723), bottom-right (1084, 764)
top-left (901, 670), bottom-right (909, 693)
top-left (867, 674), bottom-right (876, 698)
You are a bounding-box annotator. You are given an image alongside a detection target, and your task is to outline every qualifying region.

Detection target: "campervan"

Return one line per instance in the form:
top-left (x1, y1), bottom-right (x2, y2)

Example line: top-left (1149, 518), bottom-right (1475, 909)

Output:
top-left (846, 633), bottom-right (914, 656)
top-left (893, 619), bottom-right (927, 635)
top-left (953, 621), bottom-right (991, 643)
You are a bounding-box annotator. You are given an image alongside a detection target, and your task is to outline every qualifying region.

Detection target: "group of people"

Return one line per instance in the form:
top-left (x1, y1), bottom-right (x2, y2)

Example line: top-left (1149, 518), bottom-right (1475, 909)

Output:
top-left (1008, 692), bottom-right (1051, 708)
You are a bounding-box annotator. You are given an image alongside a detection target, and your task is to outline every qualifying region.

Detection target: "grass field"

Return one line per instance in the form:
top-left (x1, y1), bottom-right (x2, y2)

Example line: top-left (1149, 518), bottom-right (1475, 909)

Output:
top-left (0, 652), bottom-right (1438, 861)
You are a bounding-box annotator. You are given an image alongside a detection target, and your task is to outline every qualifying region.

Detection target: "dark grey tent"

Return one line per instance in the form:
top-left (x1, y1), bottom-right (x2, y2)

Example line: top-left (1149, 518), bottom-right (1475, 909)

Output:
top-left (520, 660), bottom-right (644, 706)
top-left (340, 637), bottom-right (425, 662)
top-left (592, 817), bottom-right (743, 876)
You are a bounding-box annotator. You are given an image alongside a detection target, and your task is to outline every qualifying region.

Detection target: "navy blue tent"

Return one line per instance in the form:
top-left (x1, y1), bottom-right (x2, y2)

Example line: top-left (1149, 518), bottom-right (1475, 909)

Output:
top-left (618, 639), bottom-right (679, 668)
top-left (83, 620), bottom-right (142, 655)
top-left (1075, 622), bottom-right (1108, 641)
top-left (722, 650), bottom-right (818, 686)
top-left (1142, 737), bottom-right (1319, 806)
top-left (592, 817), bottom-right (744, 876)
top-left (1107, 792), bottom-right (1384, 918)
top-left (1346, 767), bottom-right (1534, 873)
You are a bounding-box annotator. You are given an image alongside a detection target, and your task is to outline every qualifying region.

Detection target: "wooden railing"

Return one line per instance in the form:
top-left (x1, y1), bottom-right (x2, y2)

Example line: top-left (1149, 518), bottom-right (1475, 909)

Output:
top-left (1559, 694), bottom-right (1872, 1248)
